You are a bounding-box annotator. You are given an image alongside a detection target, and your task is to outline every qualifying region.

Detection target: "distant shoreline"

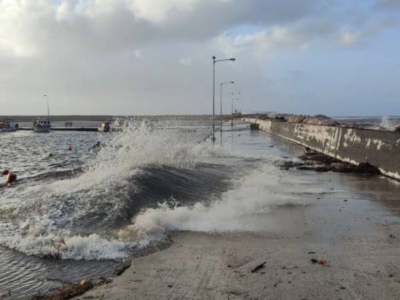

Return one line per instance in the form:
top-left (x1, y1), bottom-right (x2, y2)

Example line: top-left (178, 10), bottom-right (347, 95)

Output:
top-left (0, 115), bottom-right (215, 122)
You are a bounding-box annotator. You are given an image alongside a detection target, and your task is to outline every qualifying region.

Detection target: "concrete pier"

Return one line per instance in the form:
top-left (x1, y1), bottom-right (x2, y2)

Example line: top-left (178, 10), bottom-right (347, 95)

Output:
top-left (18, 127), bottom-right (98, 132)
top-left (244, 118), bottom-right (400, 180)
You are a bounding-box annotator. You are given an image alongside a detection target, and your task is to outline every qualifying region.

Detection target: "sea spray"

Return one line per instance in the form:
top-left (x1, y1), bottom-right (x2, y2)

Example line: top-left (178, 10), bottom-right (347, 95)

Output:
top-left (379, 115), bottom-right (392, 130)
top-left (132, 162), bottom-right (323, 240)
top-left (0, 119), bottom-right (229, 260)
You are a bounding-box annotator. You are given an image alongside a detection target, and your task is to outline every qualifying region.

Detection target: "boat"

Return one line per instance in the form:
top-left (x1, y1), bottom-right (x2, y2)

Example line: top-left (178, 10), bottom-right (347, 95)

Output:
top-left (98, 121), bottom-right (112, 132)
top-left (33, 118), bottom-right (51, 133)
top-left (0, 119), bottom-right (18, 133)
top-left (34, 94), bottom-right (51, 133)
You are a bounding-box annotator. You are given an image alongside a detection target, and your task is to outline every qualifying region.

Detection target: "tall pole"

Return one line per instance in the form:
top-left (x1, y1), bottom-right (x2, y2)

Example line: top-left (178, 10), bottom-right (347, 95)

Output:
top-left (220, 81), bottom-right (234, 132)
top-left (231, 92), bottom-right (240, 126)
top-left (231, 96), bottom-right (234, 126)
top-left (211, 56), bottom-right (236, 143)
top-left (212, 57), bottom-right (216, 142)
top-left (220, 82), bottom-right (222, 130)
top-left (44, 94), bottom-right (49, 119)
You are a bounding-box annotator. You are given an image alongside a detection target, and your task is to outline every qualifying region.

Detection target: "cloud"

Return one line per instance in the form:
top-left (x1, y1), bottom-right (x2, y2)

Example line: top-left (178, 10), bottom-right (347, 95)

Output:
top-left (375, 0), bottom-right (400, 10)
top-left (341, 32), bottom-right (358, 46)
top-left (340, 18), bottom-right (398, 47)
top-left (179, 58), bottom-right (193, 66)
top-left (215, 17), bottom-right (336, 56)
top-left (0, 0), bottom-right (399, 115)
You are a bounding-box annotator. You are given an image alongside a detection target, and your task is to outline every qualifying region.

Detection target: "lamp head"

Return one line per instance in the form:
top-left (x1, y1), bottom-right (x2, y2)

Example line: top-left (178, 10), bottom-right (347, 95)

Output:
top-left (212, 56), bottom-right (216, 60)
top-left (230, 81), bottom-right (235, 84)
top-left (230, 58), bottom-right (236, 61)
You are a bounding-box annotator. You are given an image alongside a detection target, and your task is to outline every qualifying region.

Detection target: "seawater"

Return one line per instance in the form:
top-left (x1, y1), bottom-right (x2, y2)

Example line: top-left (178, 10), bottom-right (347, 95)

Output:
top-left (1, 117), bottom-right (397, 299)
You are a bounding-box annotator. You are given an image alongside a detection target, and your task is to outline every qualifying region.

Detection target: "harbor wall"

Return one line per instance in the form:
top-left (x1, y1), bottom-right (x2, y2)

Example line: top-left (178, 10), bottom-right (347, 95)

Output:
top-left (244, 118), bottom-right (400, 180)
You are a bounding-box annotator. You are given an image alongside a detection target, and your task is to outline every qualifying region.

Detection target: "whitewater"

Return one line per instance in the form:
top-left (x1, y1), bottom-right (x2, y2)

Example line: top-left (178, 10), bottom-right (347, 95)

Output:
top-left (0, 118), bottom-right (322, 298)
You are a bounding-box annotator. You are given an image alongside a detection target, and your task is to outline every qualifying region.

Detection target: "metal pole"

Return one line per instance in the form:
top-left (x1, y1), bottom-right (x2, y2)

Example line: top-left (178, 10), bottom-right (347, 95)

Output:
top-left (212, 57), bottom-right (216, 142)
top-left (44, 94), bottom-right (50, 119)
top-left (220, 83), bottom-right (223, 131)
top-left (220, 81), bottom-right (234, 132)
top-left (231, 96), bottom-right (234, 126)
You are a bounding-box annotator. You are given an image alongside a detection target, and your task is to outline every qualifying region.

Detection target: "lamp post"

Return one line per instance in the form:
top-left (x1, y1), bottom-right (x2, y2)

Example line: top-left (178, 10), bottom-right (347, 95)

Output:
top-left (220, 81), bottom-right (234, 131)
top-left (43, 94), bottom-right (50, 118)
top-left (231, 92), bottom-right (241, 126)
top-left (212, 56), bottom-right (235, 142)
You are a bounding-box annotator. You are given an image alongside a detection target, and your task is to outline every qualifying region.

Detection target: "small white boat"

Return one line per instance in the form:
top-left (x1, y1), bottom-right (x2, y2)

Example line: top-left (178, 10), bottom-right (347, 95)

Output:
top-left (0, 119), bottom-right (18, 133)
top-left (33, 118), bottom-right (51, 133)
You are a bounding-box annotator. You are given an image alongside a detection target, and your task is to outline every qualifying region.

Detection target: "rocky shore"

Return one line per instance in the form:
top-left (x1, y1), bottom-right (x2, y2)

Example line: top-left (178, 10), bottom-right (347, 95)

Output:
top-left (282, 148), bottom-right (382, 175)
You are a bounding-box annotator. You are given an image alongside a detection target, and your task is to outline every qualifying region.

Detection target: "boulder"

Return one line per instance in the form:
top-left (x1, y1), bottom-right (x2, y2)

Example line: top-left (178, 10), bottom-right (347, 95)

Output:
top-left (320, 119), bottom-right (340, 126)
top-left (302, 117), bottom-right (322, 125)
top-left (390, 124), bottom-right (400, 132)
top-left (288, 116), bottom-right (306, 123)
top-left (302, 117), bottom-right (339, 126)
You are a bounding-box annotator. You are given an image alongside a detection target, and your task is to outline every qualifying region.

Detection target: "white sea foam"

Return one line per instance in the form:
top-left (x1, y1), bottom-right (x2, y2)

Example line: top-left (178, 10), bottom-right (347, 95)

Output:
top-left (0, 232), bottom-right (131, 261)
top-left (0, 120), bottom-right (230, 260)
top-left (132, 163), bottom-right (319, 240)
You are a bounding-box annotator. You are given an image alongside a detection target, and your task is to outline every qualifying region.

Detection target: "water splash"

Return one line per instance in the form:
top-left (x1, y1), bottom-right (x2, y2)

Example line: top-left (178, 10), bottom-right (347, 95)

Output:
top-left (0, 119), bottom-right (228, 260)
top-left (132, 162), bottom-right (321, 241)
top-left (379, 115), bottom-right (392, 130)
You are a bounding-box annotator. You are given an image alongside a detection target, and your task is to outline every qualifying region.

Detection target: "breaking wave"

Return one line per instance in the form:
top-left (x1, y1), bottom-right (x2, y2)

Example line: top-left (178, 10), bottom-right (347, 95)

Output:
top-left (0, 120), bottom-right (321, 261)
top-left (0, 120), bottom-right (229, 260)
top-left (132, 162), bottom-right (324, 241)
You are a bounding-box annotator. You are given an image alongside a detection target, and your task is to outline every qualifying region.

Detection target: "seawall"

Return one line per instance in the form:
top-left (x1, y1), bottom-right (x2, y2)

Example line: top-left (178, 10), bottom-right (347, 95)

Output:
top-left (244, 118), bottom-right (400, 180)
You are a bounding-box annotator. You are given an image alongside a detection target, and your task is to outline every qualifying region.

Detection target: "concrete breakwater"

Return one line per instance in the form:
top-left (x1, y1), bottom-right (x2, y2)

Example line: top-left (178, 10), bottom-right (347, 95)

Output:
top-left (244, 118), bottom-right (400, 180)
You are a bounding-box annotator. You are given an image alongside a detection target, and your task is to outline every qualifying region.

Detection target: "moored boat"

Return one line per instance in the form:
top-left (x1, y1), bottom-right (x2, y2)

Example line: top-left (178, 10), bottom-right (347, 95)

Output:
top-left (33, 118), bottom-right (51, 133)
top-left (0, 119), bottom-right (18, 133)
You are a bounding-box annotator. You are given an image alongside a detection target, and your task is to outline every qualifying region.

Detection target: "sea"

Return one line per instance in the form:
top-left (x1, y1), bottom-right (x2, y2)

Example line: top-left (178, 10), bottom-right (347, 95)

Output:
top-left (0, 115), bottom-right (399, 299)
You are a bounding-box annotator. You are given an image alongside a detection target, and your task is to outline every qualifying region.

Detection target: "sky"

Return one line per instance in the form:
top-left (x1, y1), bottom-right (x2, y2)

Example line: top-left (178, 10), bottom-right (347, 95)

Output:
top-left (0, 0), bottom-right (399, 116)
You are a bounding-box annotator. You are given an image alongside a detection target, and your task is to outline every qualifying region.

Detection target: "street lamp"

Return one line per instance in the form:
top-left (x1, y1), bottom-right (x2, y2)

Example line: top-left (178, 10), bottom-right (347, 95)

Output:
top-left (231, 92), bottom-right (241, 126)
top-left (220, 81), bottom-right (234, 131)
top-left (43, 94), bottom-right (50, 118)
top-left (212, 56), bottom-right (235, 142)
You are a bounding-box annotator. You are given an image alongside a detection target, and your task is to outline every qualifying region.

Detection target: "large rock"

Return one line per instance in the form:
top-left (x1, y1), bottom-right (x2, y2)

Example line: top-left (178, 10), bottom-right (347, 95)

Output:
top-left (287, 115), bottom-right (339, 126)
top-left (320, 119), bottom-right (340, 126)
top-left (288, 116), bottom-right (306, 123)
top-left (391, 124), bottom-right (400, 132)
top-left (302, 117), bottom-right (339, 126)
top-left (302, 117), bottom-right (322, 125)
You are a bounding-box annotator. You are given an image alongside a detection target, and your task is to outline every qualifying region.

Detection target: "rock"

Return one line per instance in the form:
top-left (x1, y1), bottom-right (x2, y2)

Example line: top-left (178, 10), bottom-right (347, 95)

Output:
top-left (274, 116), bottom-right (286, 122)
top-left (288, 116), bottom-right (306, 123)
top-left (28, 280), bottom-right (94, 300)
top-left (302, 117), bottom-right (339, 126)
top-left (251, 261), bottom-right (267, 273)
top-left (345, 123), bottom-right (360, 128)
top-left (94, 277), bottom-right (112, 286)
top-left (312, 114), bottom-right (331, 120)
top-left (302, 117), bottom-right (322, 125)
top-left (320, 119), bottom-right (340, 126)
top-left (114, 263), bottom-right (131, 276)
top-left (390, 124), bottom-right (400, 132)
